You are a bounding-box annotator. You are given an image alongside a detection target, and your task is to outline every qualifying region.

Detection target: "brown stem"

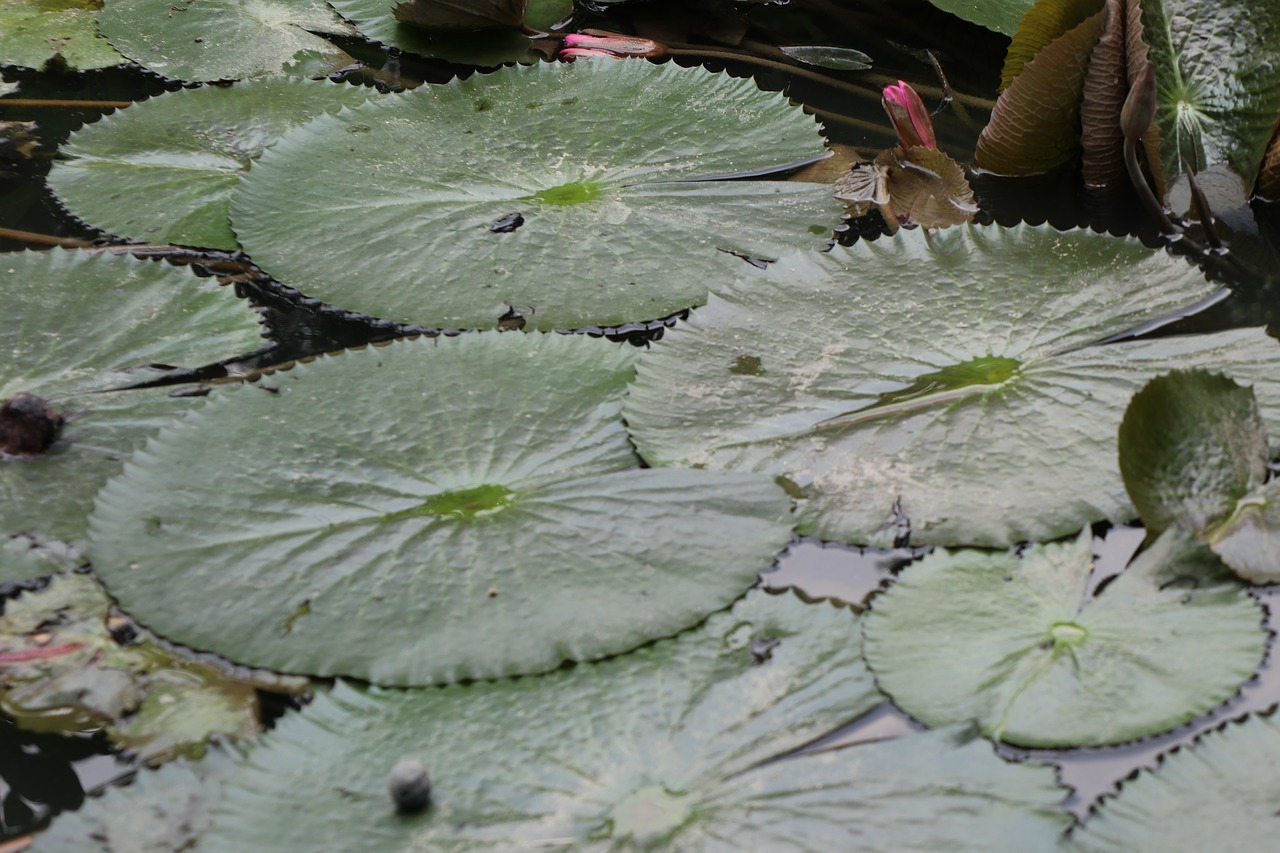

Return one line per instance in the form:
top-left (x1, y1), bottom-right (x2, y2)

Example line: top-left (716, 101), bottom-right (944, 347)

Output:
top-left (0, 98), bottom-right (132, 109)
top-left (1124, 136), bottom-right (1179, 236)
top-left (0, 227), bottom-right (254, 274)
top-left (0, 226), bottom-right (93, 248)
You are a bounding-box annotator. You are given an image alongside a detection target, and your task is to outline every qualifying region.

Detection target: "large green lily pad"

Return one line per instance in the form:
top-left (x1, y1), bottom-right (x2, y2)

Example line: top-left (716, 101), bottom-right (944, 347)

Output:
top-left (1, 249), bottom-right (264, 543)
top-left (0, 0), bottom-right (125, 71)
top-left (32, 590), bottom-right (1072, 852)
top-left (1142, 0), bottom-right (1280, 188)
top-left (1070, 712), bottom-right (1280, 851)
top-left (90, 333), bottom-right (793, 686)
top-left (624, 224), bottom-right (1280, 548)
top-left (97, 0), bottom-right (356, 81)
top-left (863, 528), bottom-right (1265, 747)
top-left (231, 60), bottom-right (839, 330)
top-left (47, 78), bottom-right (374, 250)
top-left (1, 572), bottom-right (305, 761)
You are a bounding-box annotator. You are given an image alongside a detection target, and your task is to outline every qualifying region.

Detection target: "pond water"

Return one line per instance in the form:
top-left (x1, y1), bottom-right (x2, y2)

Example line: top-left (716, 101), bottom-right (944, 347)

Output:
top-left (4, 0), bottom-right (1280, 847)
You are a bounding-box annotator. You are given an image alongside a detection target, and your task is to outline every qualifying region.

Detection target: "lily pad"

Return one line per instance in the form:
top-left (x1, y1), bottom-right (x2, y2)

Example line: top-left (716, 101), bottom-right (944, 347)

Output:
top-left (0, 534), bottom-right (85, 587)
top-left (30, 747), bottom-right (243, 853)
top-left (923, 0), bottom-right (1038, 36)
top-left (862, 528), bottom-right (1266, 746)
top-left (1142, 0), bottom-right (1280, 188)
top-left (97, 0), bottom-right (357, 81)
top-left (0, 250), bottom-right (264, 543)
top-left (1070, 712), bottom-right (1280, 851)
top-left (230, 60), bottom-right (839, 330)
top-left (90, 333), bottom-right (793, 686)
top-left (624, 224), bottom-right (1280, 548)
top-left (1204, 480), bottom-right (1280, 583)
top-left (0, 572), bottom-right (305, 760)
top-left (779, 45), bottom-right (874, 70)
top-left (47, 78), bottom-right (374, 250)
top-left (35, 590), bottom-right (1072, 852)
top-left (0, 0), bottom-right (125, 71)
top-left (1119, 370), bottom-right (1269, 536)
top-left (330, 0), bottom-right (538, 65)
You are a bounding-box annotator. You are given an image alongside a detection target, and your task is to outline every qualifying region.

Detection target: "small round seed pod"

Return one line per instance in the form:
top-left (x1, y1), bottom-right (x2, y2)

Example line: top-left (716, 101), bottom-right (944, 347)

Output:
top-left (387, 758), bottom-right (431, 813)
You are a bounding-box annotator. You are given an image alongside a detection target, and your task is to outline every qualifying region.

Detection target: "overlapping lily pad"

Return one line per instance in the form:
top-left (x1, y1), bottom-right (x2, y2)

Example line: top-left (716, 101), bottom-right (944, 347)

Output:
top-left (90, 333), bottom-right (793, 686)
top-left (1, 572), bottom-right (306, 761)
top-left (924, 0), bottom-right (1037, 36)
top-left (97, 0), bottom-right (356, 81)
top-left (231, 60), bottom-right (839, 330)
top-left (0, 0), bottom-right (125, 71)
top-left (329, 0), bottom-right (537, 64)
top-left (1, 249), bottom-right (264, 542)
top-left (1142, 0), bottom-right (1280, 189)
top-left (0, 534), bottom-right (84, 587)
top-left (625, 224), bottom-right (1280, 548)
top-left (47, 78), bottom-right (374, 250)
top-left (863, 528), bottom-right (1266, 746)
top-left (1070, 712), bottom-right (1280, 851)
top-left (34, 590), bottom-right (1072, 852)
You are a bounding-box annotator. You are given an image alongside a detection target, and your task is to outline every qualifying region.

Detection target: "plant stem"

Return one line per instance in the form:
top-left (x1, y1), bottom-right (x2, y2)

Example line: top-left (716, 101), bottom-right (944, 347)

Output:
top-left (0, 98), bottom-right (132, 108)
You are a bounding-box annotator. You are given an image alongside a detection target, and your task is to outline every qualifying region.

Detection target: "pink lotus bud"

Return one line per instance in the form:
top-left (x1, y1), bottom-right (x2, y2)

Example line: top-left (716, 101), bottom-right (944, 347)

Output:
top-left (882, 80), bottom-right (936, 151)
top-left (560, 33), bottom-right (665, 59)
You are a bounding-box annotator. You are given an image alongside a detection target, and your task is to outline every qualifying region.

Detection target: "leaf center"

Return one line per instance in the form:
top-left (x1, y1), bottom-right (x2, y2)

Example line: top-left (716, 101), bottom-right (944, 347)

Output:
top-left (382, 484), bottom-right (515, 522)
top-left (605, 784), bottom-right (693, 844)
top-left (526, 181), bottom-right (602, 206)
top-left (1049, 621), bottom-right (1088, 647)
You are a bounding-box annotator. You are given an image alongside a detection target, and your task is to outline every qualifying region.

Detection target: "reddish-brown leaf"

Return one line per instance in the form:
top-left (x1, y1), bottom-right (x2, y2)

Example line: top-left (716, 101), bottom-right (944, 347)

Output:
top-left (1080, 0), bottom-right (1127, 186)
top-left (977, 10), bottom-right (1108, 175)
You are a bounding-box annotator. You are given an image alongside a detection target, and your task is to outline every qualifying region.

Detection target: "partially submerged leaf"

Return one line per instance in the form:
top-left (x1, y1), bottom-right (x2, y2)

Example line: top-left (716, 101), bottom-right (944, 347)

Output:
top-left (48, 79), bottom-right (374, 250)
top-left (863, 528), bottom-right (1266, 746)
top-left (779, 45), bottom-right (873, 70)
top-left (1205, 480), bottom-right (1280, 583)
top-left (96, 0), bottom-right (357, 82)
top-left (393, 0), bottom-right (525, 30)
top-left (1118, 370), bottom-right (1269, 536)
top-left (330, 0), bottom-right (536, 65)
top-left (0, 534), bottom-right (84, 587)
top-left (230, 60), bottom-right (837, 330)
top-left (976, 8), bottom-right (1106, 175)
top-left (0, 0), bottom-right (125, 71)
top-left (1070, 713), bottom-right (1280, 851)
top-left (0, 573), bottom-right (305, 759)
top-left (35, 591), bottom-right (1072, 852)
top-left (0, 250), bottom-right (264, 542)
top-left (922, 0), bottom-right (1039, 36)
top-left (625, 225), bottom-right (1280, 547)
top-left (90, 333), bottom-right (793, 686)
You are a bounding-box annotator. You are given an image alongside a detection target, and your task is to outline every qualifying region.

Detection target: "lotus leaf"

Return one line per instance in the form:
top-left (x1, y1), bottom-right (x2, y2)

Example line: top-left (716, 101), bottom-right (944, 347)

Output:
top-left (0, 250), bottom-right (264, 542)
top-left (231, 60), bottom-right (839, 330)
top-left (0, 534), bottom-right (84, 587)
top-left (923, 0), bottom-right (1039, 36)
top-left (1119, 370), bottom-right (1269, 536)
top-left (329, 0), bottom-right (536, 64)
top-left (0, 572), bottom-right (305, 760)
top-left (1142, 0), bottom-right (1280, 189)
top-left (1070, 712), bottom-right (1280, 850)
top-left (90, 333), bottom-right (793, 686)
top-left (625, 224), bottom-right (1280, 547)
top-left (47, 78), bottom-right (374, 250)
top-left (863, 527), bottom-right (1266, 746)
top-left (96, 0), bottom-right (356, 81)
top-left (33, 590), bottom-right (1072, 852)
top-left (0, 0), bottom-right (124, 71)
